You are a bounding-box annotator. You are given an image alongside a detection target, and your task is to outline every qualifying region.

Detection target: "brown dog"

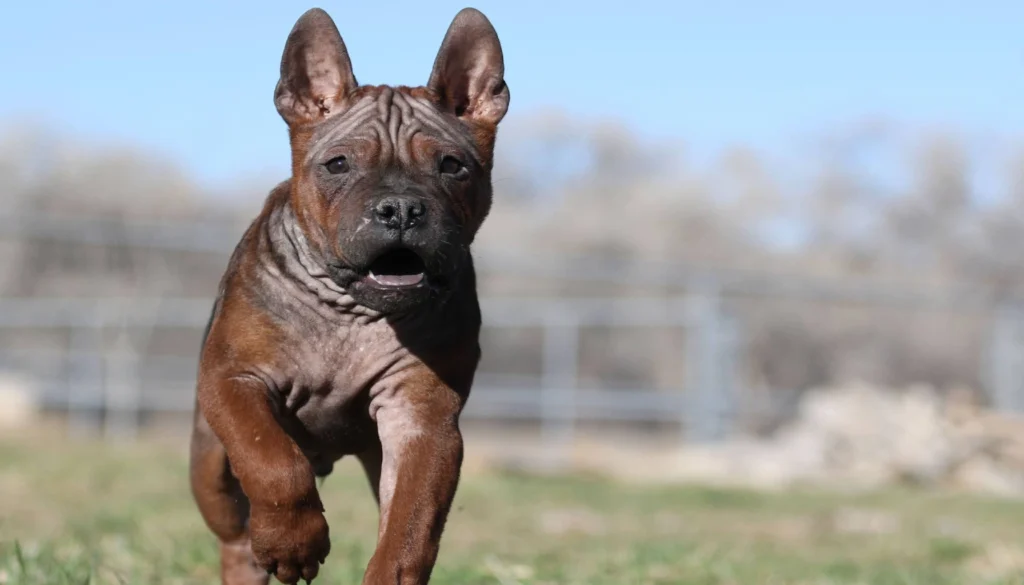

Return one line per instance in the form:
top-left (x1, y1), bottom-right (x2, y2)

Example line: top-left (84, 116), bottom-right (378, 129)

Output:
top-left (188, 7), bottom-right (508, 584)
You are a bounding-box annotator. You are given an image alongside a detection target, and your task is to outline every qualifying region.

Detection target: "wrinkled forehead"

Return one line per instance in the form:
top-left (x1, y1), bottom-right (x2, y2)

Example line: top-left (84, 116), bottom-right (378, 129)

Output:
top-left (304, 87), bottom-right (480, 165)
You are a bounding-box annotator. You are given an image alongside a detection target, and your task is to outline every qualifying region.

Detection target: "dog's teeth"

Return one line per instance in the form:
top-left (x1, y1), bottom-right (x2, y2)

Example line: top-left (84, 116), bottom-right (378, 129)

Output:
top-left (369, 272), bottom-right (424, 286)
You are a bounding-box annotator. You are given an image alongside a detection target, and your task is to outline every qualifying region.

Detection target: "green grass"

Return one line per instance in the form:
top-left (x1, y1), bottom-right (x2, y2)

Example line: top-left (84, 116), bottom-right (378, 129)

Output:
top-left (3, 433), bottom-right (1024, 584)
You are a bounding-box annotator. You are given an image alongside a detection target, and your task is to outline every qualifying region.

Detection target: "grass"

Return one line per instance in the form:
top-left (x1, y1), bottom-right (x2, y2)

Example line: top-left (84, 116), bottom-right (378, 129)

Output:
top-left (3, 432), bottom-right (1024, 584)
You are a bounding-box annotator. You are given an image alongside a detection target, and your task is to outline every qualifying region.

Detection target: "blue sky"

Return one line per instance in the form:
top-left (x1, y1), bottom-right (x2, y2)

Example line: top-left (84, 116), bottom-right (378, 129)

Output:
top-left (1, 0), bottom-right (1021, 193)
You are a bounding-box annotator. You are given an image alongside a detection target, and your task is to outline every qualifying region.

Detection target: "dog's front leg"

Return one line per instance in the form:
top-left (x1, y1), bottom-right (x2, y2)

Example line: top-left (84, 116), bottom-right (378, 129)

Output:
top-left (198, 374), bottom-right (331, 585)
top-left (362, 380), bottom-right (465, 585)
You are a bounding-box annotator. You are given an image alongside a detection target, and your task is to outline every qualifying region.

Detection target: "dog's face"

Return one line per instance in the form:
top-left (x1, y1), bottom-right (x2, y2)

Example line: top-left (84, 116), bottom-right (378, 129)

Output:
top-left (273, 8), bottom-right (509, 314)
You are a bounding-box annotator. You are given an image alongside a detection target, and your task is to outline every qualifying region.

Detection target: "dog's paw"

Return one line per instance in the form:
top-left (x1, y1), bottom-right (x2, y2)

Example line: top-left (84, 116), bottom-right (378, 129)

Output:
top-left (249, 504), bottom-right (331, 584)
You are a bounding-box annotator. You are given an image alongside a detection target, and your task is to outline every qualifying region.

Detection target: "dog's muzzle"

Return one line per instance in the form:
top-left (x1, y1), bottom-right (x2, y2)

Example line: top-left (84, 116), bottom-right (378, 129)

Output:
top-left (326, 196), bottom-right (462, 313)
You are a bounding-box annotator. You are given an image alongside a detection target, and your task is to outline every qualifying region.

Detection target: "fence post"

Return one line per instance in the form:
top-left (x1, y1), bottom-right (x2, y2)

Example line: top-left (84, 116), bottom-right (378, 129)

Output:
top-left (987, 303), bottom-right (1024, 413)
top-left (716, 309), bottom-right (741, 436)
top-left (540, 313), bottom-right (579, 467)
top-left (67, 318), bottom-right (104, 438)
top-left (104, 329), bottom-right (142, 441)
top-left (683, 281), bottom-right (735, 443)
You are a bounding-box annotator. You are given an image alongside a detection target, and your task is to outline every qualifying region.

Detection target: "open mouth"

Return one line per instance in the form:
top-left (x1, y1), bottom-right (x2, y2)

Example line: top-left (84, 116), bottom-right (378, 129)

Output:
top-left (365, 248), bottom-right (426, 288)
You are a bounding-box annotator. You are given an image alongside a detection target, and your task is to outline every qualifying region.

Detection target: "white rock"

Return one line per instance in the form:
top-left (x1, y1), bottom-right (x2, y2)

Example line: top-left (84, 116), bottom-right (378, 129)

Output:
top-left (0, 373), bottom-right (37, 429)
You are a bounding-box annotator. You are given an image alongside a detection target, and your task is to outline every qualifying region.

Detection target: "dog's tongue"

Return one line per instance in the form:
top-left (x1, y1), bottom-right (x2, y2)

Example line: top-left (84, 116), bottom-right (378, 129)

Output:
top-left (369, 272), bottom-right (424, 287)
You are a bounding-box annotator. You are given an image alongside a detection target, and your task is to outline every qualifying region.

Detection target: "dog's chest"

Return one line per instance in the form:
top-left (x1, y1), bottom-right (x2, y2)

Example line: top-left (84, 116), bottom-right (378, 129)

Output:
top-left (278, 319), bottom-right (414, 451)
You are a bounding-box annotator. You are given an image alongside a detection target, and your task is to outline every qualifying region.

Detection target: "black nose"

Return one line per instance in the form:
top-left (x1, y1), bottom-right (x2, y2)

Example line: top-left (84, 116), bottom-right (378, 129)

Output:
top-left (374, 196), bottom-right (426, 230)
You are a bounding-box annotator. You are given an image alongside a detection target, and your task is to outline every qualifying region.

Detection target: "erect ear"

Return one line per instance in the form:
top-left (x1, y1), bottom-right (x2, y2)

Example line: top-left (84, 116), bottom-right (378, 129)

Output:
top-left (274, 8), bottom-right (358, 127)
top-left (427, 8), bottom-right (509, 127)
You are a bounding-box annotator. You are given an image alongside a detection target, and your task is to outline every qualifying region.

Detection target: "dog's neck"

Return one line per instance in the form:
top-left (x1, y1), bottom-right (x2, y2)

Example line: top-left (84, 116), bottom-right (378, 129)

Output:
top-left (257, 196), bottom-right (382, 323)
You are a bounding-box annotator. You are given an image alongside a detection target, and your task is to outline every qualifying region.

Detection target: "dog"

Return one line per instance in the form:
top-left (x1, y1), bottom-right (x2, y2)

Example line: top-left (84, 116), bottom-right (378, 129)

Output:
top-left (188, 7), bottom-right (508, 584)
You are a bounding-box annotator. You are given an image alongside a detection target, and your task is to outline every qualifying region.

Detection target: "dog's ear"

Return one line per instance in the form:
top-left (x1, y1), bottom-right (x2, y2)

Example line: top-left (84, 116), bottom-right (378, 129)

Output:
top-left (274, 8), bottom-right (358, 127)
top-left (427, 8), bottom-right (509, 127)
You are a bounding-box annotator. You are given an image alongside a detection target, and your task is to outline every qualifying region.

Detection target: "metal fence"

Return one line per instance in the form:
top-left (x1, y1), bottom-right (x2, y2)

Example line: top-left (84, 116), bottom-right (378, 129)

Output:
top-left (2, 212), bottom-right (1024, 455)
top-left (0, 293), bottom-right (740, 451)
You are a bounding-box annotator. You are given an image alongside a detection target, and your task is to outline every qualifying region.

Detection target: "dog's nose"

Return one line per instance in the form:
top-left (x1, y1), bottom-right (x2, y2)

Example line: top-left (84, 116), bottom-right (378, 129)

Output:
top-left (374, 196), bottom-right (426, 230)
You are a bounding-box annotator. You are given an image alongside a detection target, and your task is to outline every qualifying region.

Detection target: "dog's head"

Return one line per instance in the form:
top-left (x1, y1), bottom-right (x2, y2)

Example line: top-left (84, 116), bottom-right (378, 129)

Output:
top-left (273, 7), bottom-right (508, 314)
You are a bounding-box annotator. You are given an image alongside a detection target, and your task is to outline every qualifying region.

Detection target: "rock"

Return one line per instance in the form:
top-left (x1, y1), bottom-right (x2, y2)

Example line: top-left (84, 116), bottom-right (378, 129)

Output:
top-left (653, 381), bottom-right (1024, 496)
top-left (0, 373), bottom-right (38, 429)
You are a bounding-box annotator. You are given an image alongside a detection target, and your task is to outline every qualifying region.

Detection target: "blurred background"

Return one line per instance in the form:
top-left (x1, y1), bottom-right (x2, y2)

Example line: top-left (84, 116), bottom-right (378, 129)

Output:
top-left (2, 2), bottom-right (1024, 583)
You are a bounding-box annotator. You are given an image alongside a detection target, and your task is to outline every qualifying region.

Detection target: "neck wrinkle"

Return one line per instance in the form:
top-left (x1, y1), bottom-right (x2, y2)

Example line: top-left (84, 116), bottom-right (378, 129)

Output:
top-left (263, 200), bottom-right (383, 322)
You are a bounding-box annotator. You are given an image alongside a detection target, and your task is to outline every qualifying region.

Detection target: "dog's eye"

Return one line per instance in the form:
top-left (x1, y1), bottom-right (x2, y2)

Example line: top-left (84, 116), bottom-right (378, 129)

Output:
top-left (439, 156), bottom-right (467, 178)
top-left (325, 156), bottom-right (350, 175)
